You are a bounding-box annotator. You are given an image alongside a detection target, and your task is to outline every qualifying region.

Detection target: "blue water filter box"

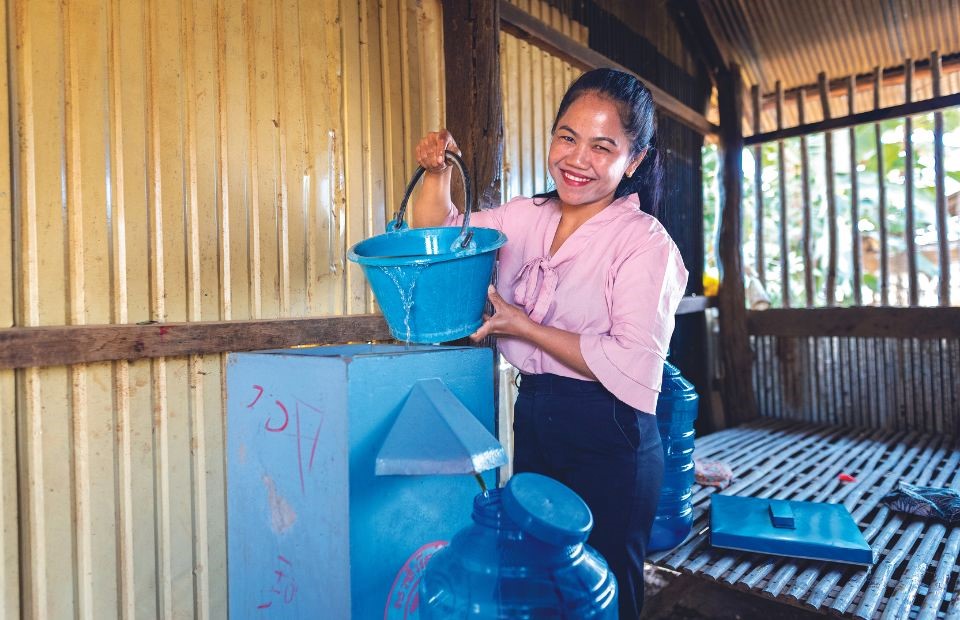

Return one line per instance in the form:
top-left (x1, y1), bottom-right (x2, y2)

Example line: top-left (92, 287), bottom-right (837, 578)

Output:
top-left (226, 344), bottom-right (497, 619)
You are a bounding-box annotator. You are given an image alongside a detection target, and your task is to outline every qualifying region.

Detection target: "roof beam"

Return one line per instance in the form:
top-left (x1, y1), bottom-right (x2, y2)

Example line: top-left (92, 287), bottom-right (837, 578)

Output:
top-left (666, 0), bottom-right (727, 79)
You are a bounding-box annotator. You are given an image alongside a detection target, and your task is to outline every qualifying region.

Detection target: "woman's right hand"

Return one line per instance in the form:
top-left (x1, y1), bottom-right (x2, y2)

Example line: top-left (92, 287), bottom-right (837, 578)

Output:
top-left (415, 129), bottom-right (461, 174)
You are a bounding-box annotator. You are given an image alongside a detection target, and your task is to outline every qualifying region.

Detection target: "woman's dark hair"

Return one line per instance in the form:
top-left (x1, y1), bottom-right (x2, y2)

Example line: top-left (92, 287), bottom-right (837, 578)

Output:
top-left (534, 67), bottom-right (662, 217)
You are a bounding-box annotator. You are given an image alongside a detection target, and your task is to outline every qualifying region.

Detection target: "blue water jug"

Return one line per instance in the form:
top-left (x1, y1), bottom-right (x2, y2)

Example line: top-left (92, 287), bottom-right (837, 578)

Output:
top-left (419, 473), bottom-right (618, 618)
top-left (648, 361), bottom-right (699, 551)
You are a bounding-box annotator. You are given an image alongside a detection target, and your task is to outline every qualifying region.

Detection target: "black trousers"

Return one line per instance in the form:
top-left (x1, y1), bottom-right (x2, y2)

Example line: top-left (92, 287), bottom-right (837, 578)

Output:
top-left (513, 373), bottom-right (664, 620)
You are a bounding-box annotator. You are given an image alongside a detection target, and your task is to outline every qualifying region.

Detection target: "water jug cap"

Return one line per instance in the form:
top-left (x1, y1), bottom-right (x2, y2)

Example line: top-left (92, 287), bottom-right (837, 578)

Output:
top-left (502, 473), bottom-right (593, 546)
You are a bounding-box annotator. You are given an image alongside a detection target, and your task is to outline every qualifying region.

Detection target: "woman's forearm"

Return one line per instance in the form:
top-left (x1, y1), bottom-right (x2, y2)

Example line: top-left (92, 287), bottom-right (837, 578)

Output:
top-left (519, 323), bottom-right (597, 380)
top-left (411, 168), bottom-right (454, 228)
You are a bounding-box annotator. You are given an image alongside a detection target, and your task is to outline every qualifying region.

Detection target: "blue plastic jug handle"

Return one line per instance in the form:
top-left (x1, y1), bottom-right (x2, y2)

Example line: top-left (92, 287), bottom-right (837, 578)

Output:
top-left (391, 150), bottom-right (475, 249)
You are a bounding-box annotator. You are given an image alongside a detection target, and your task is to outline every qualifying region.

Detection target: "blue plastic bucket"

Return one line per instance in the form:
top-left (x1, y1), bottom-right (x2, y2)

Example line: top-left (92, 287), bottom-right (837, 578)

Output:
top-left (347, 152), bottom-right (507, 343)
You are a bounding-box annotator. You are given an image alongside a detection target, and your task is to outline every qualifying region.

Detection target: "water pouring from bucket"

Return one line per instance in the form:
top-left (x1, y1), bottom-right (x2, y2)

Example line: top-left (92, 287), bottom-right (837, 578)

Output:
top-left (347, 151), bottom-right (507, 344)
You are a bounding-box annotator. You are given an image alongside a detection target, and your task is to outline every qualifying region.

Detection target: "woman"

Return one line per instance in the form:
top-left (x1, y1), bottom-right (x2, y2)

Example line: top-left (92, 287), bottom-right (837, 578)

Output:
top-left (412, 68), bottom-right (688, 618)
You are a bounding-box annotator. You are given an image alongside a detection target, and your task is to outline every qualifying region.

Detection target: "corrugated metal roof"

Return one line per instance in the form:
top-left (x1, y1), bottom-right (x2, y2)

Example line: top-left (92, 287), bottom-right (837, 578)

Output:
top-left (697, 0), bottom-right (960, 132)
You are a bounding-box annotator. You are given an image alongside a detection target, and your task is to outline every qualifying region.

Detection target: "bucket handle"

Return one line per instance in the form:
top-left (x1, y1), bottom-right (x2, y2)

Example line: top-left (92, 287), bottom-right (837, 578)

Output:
top-left (391, 150), bottom-right (474, 249)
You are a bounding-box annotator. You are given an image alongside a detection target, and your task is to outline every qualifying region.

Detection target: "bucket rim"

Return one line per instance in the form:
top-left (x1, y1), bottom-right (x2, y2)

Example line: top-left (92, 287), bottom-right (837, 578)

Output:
top-left (346, 226), bottom-right (507, 267)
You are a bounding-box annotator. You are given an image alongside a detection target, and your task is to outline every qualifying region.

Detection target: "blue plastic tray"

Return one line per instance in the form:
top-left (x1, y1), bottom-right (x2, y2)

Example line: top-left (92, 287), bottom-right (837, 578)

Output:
top-left (710, 495), bottom-right (875, 566)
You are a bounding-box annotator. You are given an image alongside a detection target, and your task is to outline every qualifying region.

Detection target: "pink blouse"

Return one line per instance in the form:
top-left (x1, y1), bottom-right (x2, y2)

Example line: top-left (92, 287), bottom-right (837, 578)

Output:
top-left (444, 193), bottom-right (689, 413)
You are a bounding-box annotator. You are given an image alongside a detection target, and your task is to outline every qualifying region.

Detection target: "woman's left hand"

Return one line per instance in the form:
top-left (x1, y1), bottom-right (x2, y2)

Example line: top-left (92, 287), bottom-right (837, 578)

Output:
top-left (470, 286), bottom-right (535, 342)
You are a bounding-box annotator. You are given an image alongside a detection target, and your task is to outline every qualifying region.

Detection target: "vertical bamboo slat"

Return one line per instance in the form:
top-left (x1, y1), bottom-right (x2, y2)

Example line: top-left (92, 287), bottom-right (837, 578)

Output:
top-left (798, 91), bottom-right (813, 306)
top-left (776, 81), bottom-right (789, 307)
top-left (848, 76), bottom-right (862, 306)
top-left (905, 58), bottom-right (918, 306)
top-left (876, 67), bottom-right (890, 306)
top-left (818, 72), bottom-right (838, 307)
top-left (752, 85), bottom-right (764, 286)
top-left (932, 51), bottom-right (950, 306)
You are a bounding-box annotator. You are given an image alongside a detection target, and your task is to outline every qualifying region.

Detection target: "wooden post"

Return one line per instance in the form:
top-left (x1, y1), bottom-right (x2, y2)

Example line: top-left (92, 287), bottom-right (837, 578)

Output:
top-left (442, 0), bottom-right (503, 209)
top-left (716, 64), bottom-right (758, 425)
top-left (442, 0), bottom-right (503, 441)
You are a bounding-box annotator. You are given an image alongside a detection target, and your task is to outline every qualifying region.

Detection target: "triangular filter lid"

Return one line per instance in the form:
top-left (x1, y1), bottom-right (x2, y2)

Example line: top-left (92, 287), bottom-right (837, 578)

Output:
top-left (375, 378), bottom-right (507, 476)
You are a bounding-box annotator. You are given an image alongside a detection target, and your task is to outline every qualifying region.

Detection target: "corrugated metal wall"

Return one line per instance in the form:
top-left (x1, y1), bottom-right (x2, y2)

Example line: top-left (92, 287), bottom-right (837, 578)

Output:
top-left (2, 0), bottom-right (443, 616)
top-left (496, 0), bottom-right (588, 480)
top-left (501, 0), bottom-right (587, 201)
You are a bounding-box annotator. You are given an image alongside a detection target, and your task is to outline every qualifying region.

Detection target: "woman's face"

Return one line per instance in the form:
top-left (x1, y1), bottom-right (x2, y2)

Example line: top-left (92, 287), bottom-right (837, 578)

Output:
top-left (547, 92), bottom-right (643, 213)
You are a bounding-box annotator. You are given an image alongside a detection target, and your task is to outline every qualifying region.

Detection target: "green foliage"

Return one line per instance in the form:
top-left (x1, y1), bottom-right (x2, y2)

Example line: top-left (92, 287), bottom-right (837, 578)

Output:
top-left (702, 109), bottom-right (960, 307)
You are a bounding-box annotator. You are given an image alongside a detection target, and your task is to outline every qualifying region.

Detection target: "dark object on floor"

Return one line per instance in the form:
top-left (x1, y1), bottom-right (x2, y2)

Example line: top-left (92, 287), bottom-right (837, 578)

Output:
top-left (641, 568), bottom-right (823, 620)
top-left (881, 481), bottom-right (960, 524)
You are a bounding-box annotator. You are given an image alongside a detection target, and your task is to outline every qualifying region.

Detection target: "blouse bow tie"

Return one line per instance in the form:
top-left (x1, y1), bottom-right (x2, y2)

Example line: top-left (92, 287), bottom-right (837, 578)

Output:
top-left (513, 256), bottom-right (558, 323)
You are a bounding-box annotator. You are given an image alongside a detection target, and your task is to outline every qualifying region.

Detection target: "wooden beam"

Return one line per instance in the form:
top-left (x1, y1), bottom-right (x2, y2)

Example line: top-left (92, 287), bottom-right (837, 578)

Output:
top-left (0, 315), bottom-right (393, 370)
top-left (744, 92), bottom-right (960, 145)
top-left (444, 0), bottom-right (503, 209)
top-left (715, 64), bottom-right (758, 426)
top-left (499, 0), bottom-right (718, 136)
top-left (747, 308), bottom-right (960, 339)
top-left (2, 295), bottom-right (714, 370)
top-left (666, 0), bottom-right (727, 78)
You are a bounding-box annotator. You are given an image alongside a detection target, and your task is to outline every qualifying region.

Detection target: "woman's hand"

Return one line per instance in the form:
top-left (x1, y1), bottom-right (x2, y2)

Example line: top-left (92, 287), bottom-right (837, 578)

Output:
top-left (415, 129), bottom-right (461, 174)
top-left (410, 129), bottom-right (461, 227)
top-left (471, 285), bottom-right (597, 379)
top-left (470, 286), bottom-right (535, 341)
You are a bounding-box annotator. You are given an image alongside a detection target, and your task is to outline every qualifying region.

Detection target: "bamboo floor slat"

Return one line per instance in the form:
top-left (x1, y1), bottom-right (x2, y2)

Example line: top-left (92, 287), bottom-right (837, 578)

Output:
top-left (647, 420), bottom-right (960, 619)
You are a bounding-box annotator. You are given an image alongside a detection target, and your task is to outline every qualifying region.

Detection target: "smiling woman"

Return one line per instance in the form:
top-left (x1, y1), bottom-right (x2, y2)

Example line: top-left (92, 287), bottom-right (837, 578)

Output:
top-left (410, 68), bottom-right (689, 619)
top-left (548, 92), bottom-right (644, 214)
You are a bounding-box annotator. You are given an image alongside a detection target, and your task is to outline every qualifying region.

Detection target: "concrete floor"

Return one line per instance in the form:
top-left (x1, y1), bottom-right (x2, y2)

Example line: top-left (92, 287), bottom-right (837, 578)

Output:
top-left (640, 566), bottom-right (824, 620)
